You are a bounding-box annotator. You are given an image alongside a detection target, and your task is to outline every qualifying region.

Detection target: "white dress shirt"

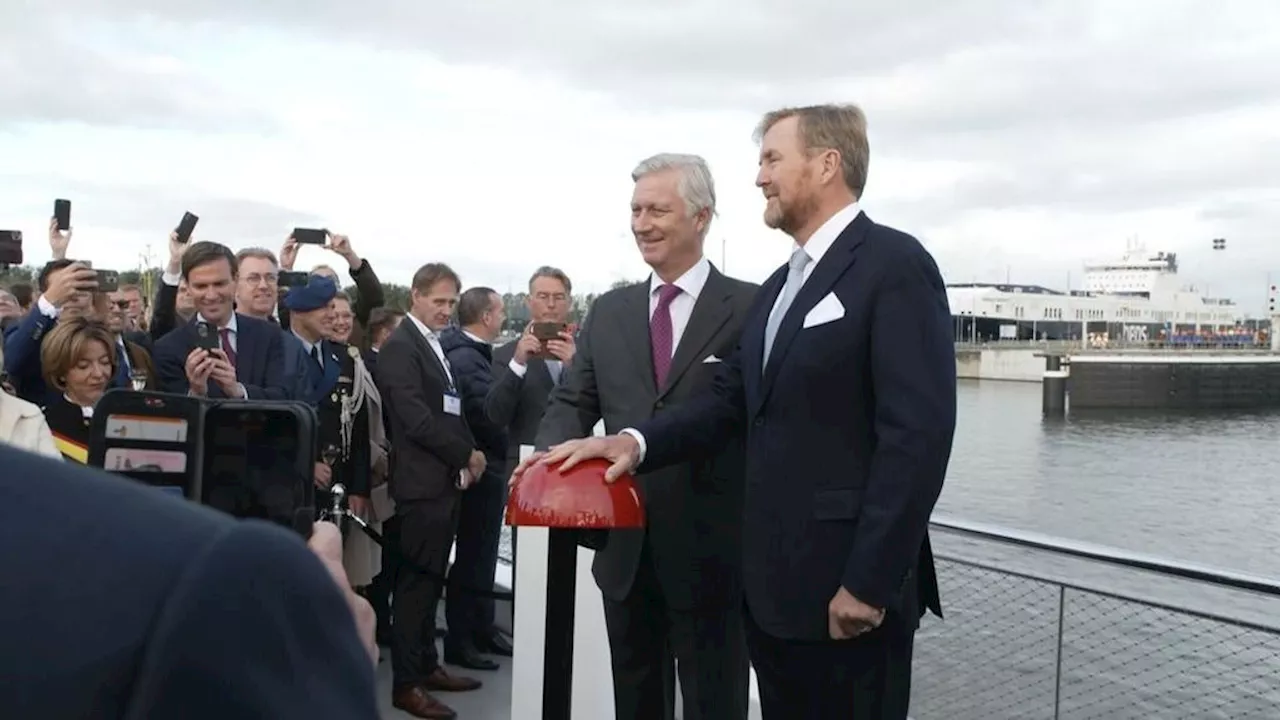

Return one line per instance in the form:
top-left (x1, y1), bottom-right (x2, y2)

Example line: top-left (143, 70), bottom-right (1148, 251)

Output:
top-left (407, 313), bottom-right (454, 386)
top-left (765, 201), bottom-right (862, 324)
top-left (625, 207), bottom-right (862, 462)
top-left (648, 256), bottom-right (711, 361)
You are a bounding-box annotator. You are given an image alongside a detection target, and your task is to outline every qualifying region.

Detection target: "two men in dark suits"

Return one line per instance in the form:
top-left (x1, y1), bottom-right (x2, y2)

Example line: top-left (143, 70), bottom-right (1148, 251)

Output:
top-left (152, 242), bottom-right (290, 400)
top-left (378, 262), bottom-right (488, 719)
top-left (534, 153), bottom-right (757, 720)
top-left (527, 105), bottom-right (957, 719)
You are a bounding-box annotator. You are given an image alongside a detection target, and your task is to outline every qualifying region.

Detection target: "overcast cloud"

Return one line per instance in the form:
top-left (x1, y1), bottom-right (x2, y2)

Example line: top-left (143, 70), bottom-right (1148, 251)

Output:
top-left (1, 1), bottom-right (1278, 310)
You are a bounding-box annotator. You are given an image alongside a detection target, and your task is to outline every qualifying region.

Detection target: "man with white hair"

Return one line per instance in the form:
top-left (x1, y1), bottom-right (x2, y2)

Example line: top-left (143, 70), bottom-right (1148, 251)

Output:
top-left (532, 153), bottom-right (758, 720)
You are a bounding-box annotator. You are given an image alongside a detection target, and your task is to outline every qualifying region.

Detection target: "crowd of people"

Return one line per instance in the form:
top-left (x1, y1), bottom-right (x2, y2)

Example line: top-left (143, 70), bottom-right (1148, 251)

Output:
top-left (0, 216), bottom-right (580, 719)
top-left (3, 102), bottom-right (957, 720)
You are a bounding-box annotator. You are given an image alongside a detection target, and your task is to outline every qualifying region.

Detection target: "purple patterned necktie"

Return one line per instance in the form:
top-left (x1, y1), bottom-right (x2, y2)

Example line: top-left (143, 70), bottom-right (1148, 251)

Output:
top-left (650, 284), bottom-right (683, 390)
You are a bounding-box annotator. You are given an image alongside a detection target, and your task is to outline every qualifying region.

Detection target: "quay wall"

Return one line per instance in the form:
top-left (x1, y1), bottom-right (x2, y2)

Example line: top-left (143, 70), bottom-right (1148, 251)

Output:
top-left (955, 347), bottom-right (1044, 383)
top-left (1068, 354), bottom-right (1280, 409)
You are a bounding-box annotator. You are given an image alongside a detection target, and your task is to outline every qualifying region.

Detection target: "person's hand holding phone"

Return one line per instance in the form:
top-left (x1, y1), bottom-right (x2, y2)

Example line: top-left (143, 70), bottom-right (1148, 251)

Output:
top-left (43, 262), bottom-right (97, 308)
top-left (512, 323), bottom-right (543, 365)
top-left (206, 349), bottom-right (243, 398)
top-left (279, 235), bottom-right (299, 271)
top-left (325, 232), bottom-right (361, 269)
top-left (545, 330), bottom-right (576, 364)
top-left (47, 217), bottom-right (70, 260)
top-left (184, 348), bottom-right (215, 396)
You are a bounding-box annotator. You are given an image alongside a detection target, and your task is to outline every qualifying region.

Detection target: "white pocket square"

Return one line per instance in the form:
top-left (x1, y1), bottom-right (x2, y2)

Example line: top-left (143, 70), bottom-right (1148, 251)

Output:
top-left (702, 355), bottom-right (722, 364)
top-left (803, 292), bottom-right (845, 328)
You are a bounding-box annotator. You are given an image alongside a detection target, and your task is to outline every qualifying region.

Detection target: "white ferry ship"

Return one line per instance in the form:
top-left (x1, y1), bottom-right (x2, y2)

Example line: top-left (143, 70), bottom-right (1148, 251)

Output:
top-left (947, 243), bottom-right (1251, 344)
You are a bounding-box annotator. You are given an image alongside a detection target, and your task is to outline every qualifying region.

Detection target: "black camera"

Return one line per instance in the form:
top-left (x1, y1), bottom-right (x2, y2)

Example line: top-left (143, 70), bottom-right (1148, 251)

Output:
top-left (88, 390), bottom-right (318, 537)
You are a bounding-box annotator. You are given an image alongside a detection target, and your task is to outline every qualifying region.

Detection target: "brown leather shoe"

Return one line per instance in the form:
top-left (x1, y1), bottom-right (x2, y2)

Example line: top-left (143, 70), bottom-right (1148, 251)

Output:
top-left (423, 666), bottom-right (482, 692)
top-left (392, 685), bottom-right (456, 719)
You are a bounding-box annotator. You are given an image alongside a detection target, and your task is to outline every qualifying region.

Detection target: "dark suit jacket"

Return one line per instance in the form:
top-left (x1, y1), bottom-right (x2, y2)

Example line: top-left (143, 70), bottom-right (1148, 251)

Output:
top-left (536, 265), bottom-right (757, 610)
top-left (378, 319), bottom-right (475, 503)
top-left (0, 445), bottom-right (379, 720)
top-left (152, 313), bottom-right (289, 400)
top-left (2, 307), bottom-right (57, 404)
top-left (3, 313), bottom-right (158, 404)
top-left (486, 338), bottom-right (559, 470)
top-left (635, 212), bottom-right (956, 640)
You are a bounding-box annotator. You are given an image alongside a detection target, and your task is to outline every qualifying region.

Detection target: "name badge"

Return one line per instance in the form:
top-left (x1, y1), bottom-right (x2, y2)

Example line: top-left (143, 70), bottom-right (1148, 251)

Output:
top-left (443, 393), bottom-right (462, 416)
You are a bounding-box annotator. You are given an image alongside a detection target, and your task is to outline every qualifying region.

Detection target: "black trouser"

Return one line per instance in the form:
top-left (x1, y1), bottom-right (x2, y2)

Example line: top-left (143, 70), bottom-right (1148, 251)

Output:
top-left (390, 496), bottom-right (459, 688)
top-left (745, 602), bottom-right (914, 719)
top-left (368, 515), bottom-right (401, 640)
top-left (602, 541), bottom-right (750, 720)
top-left (444, 460), bottom-right (507, 648)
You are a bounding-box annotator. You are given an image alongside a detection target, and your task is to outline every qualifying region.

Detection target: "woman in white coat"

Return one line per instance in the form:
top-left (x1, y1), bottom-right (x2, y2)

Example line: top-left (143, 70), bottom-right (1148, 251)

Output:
top-left (0, 345), bottom-right (60, 459)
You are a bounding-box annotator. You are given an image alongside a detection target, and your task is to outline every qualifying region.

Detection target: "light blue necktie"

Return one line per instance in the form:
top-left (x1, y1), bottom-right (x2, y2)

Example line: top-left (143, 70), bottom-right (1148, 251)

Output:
top-left (763, 248), bottom-right (812, 368)
top-left (545, 359), bottom-right (563, 385)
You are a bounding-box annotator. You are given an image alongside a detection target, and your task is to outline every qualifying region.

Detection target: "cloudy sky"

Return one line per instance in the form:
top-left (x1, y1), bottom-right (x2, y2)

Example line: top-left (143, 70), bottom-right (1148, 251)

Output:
top-left (3, 1), bottom-right (1278, 311)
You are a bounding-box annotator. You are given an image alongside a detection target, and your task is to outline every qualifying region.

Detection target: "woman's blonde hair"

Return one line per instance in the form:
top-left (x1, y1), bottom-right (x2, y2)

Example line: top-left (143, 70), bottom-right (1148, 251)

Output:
top-left (40, 317), bottom-right (118, 392)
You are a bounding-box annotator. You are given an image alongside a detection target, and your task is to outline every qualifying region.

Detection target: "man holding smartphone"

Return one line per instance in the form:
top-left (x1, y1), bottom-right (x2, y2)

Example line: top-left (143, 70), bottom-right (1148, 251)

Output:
top-left (152, 242), bottom-right (289, 400)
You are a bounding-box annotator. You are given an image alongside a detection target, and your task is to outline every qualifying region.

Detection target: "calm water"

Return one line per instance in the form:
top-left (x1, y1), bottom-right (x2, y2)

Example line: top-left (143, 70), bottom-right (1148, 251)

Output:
top-left (941, 379), bottom-right (1280, 577)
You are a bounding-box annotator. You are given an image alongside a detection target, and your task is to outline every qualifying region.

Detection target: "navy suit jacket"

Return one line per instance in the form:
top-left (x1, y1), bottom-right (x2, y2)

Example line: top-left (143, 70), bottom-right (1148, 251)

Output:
top-left (0, 445), bottom-right (379, 719)
top-left (3, 312), bottom-right (157, 404)
top-left (636, 211), bottom-right (956, 641)
top-left (153, 313), bottom-right (289, 399)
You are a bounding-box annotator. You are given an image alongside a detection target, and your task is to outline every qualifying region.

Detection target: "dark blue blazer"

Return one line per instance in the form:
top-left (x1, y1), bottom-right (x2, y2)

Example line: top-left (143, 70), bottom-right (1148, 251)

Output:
top-left (636, 212), bottom-right (957, 641)
top-left (0, 445), bottom-right (379, 719)
top-left (293, 336), bottom-right (344, 406)
top-left (2, 307), bottom-right (58, 404)
top-left (3, 312), bottom-right (155, 404)
top-left (153, 313), bottom-right (289, 400)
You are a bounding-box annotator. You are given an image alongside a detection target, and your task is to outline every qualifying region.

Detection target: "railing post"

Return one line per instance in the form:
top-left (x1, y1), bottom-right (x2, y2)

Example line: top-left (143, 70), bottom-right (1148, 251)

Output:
top-left (1053, 585), bottom-right (1066, 720)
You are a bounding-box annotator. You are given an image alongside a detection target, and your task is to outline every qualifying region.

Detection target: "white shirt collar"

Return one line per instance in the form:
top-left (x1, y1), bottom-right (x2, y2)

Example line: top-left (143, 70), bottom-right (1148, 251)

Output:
top-left (462, 329), bottom-right (489, 345)
top-left (795, 202), bottom-right (862, 266)
top-left (648, 256), bottom-right (712, 302)
top-left (293, 331), bottom-right (322, 357)
top-left (406, 312), bottom-right (438, 342)
top-left (196, 312), bottom-right (238, 333)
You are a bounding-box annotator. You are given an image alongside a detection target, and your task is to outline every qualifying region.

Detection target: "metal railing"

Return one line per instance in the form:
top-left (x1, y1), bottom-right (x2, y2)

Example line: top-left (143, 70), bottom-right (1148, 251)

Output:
top-left (912, 517), bottom-right (1280, 719)
top-left (955, 340), bottom-right (1272, 353)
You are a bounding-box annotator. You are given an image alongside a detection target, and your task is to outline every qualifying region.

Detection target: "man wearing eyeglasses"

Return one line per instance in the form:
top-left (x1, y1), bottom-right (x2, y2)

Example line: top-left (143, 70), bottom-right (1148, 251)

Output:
top-left (234, 247), bottom-right (310, 401)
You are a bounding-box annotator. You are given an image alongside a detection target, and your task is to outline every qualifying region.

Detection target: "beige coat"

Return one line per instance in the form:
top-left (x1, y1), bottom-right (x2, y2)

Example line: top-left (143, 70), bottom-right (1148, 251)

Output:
top-left (342, 357), bottom-right (389, 586)
top-left (0, 393), bottom-right (61, 460)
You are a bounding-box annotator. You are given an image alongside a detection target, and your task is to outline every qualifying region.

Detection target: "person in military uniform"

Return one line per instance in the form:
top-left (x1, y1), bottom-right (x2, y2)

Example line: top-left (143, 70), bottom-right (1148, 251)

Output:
top-left (282, 276), bottom-right (373, 526)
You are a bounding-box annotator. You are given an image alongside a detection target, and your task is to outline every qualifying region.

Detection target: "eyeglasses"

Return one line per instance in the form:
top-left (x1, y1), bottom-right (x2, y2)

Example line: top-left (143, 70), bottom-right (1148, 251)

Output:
top-left (242, 272), bottom-right (279, 286)
top-left (113, 300), bottom-right (130, 310)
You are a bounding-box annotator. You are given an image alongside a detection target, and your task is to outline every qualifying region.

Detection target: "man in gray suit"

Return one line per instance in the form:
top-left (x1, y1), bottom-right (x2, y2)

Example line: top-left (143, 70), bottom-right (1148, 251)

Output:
top-left (486, 266), bottom-right (577, 483)
top-left (533, 153), bottom-right (757, 720)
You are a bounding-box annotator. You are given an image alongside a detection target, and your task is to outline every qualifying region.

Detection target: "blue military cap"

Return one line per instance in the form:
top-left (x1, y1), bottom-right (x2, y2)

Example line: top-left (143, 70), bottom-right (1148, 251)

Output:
top-left (283, 274), bottom-right (338, 312)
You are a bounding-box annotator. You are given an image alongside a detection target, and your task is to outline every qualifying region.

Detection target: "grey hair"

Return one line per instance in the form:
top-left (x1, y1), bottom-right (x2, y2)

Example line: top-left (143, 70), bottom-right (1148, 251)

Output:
top-left (631, 153), bottom-right (717, 237)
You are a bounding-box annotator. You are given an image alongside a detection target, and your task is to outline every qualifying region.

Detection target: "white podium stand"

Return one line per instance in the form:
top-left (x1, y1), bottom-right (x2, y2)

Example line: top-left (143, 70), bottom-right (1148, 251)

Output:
top-left (509, 443), bottom-right (616, 719)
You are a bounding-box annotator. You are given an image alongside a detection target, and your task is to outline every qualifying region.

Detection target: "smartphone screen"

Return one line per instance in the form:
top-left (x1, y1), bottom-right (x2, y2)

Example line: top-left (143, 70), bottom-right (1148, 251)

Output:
top-left (194, 321), bottom-right (220, 351)
top-left (95, 270), bottom-right (119, 293)
top-left (0, 230), bottom-right (21, 265)
top-left (278, 270), bottom-right (310, 288)
top-left (54, 199), bottom-right (71, 231)
top-left (175, 212), bottom-right (199, 243)
top-left (292, 227), bottom-right (327, 245)
top-left (201, 406), bottom-right (315, 535)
